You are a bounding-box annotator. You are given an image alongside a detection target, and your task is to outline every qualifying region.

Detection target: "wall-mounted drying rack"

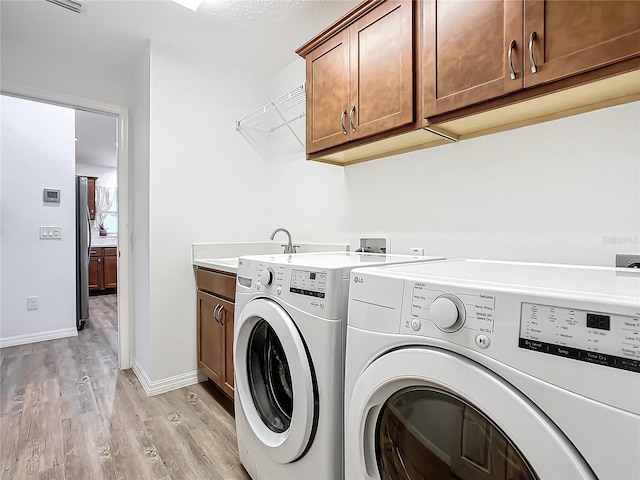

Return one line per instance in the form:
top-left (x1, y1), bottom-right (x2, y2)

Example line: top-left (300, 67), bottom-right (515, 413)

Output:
top-left (235, 83), bottom-right (306, 148)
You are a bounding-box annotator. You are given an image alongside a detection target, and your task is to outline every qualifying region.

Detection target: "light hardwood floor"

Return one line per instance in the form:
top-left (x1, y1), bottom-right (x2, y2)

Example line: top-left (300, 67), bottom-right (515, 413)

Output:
top-left (0, 294), bottom-right (250, 480)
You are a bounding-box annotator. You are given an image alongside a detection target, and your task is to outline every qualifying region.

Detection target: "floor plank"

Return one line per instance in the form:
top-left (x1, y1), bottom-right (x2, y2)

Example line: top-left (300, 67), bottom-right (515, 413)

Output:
top-left (0, 294), bottom-right (249, 480)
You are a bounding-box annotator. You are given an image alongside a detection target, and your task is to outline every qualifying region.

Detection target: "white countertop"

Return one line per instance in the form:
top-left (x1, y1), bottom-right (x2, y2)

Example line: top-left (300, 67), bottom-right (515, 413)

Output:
top-left (193, 257), bottom-right (239, 274)
top-left (91, 236), bottom-right (118, 248)
top-left (192, 242), bottom-right (349, 274)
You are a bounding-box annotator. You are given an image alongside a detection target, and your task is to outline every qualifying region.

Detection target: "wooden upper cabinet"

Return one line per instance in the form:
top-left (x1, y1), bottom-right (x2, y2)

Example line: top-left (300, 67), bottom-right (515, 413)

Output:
top-left (523, 0), bottom-right (640, 87)
top-left (349, 1), bottom-right (414, 139)
top-left (306, 29), bottom-right (351, 153)
top-left (423, 0), bottom-right (523, 118)
top-left (87, 176), bottom-right (97, 221)
top-left (301, 0), bottom-right (415, 155)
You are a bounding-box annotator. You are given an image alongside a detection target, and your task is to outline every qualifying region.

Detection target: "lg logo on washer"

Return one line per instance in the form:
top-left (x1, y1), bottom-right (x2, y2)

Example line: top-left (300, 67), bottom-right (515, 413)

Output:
top-left (354, 276), bottom-right (364, 284)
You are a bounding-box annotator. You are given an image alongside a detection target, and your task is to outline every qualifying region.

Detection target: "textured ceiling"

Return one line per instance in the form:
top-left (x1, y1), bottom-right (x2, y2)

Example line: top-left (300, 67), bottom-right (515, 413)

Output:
top-left (0, 0), bottom-right (359, 77)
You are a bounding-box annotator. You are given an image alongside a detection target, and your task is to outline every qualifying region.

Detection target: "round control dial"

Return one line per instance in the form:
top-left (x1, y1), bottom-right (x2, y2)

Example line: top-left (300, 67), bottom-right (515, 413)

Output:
top-left (430, 295), bottom-right (465, 332)
top-left (257, 268), bottom-right (274, 287)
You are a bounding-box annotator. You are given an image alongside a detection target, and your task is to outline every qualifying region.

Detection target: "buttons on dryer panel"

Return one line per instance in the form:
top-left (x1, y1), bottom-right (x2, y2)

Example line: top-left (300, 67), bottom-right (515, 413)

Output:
top-left (430, 294), bottom-right (466, 332)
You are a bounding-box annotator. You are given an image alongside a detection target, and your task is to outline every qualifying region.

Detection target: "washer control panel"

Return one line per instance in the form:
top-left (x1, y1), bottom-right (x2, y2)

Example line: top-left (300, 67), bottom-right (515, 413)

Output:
top-left (405, 282), bottom-right (495, 335)
top-left (519, 303), bottom-right (640, 373)
top-left (290, 269), bottom-right (327, 298)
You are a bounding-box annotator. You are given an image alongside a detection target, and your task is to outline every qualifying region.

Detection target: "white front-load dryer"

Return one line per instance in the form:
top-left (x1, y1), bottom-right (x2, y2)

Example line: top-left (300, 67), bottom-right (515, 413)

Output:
top-left (234, 252), bottom-right (444, 480)
top-left (344, 259), bottom-right (640, 480)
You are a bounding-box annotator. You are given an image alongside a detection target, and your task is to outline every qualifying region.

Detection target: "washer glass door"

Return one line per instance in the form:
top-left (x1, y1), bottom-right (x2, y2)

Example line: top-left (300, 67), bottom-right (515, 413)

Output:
top-left (247, 319), bottom-right (293, 433)
top-left (235, 298), bottom-right (318, 464)
top-left (376, 387), bottom-right (535, 480)
top-left (346, 347), bottom-right (595, 480)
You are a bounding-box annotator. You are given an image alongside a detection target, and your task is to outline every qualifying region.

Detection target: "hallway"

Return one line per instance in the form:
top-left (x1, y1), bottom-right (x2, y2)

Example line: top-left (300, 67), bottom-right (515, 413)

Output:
top-left (0, 295), bottom-right (248, 480)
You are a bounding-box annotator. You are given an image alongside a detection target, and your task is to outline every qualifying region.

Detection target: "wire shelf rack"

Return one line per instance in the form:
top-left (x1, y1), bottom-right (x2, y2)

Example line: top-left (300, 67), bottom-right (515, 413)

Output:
top-left (236, 84), bottom-right (306, 147)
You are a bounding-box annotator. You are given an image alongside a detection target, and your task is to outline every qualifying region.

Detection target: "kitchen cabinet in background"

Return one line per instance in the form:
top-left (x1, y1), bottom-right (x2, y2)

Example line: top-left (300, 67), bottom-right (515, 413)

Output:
top-left (87, 176), bottom-right (97, 221)
top-left (300, 0), bottom-right (415, 154)
top-left (89, 246), bottom-right (118, 294)
top-left (196, 267), bottom-right (235, 399)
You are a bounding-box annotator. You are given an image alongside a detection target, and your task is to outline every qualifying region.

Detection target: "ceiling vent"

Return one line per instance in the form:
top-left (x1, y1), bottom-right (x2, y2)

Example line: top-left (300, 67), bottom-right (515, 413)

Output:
top-left (45, 0), bottom-right (85, 13)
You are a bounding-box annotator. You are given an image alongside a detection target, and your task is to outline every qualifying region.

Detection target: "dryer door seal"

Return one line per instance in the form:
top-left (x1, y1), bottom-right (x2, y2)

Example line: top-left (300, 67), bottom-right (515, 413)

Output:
top-left (235, 298), bottom-right (317, 464)
top-left (346, 347), bottom-right (596, 480)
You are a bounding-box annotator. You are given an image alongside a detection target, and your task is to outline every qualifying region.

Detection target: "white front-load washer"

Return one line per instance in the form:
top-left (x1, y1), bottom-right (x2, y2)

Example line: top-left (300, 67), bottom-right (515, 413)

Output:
top-left (233, 252), bottom-right (445, 480)
top-left (344, 259), bottom-right (640, 480)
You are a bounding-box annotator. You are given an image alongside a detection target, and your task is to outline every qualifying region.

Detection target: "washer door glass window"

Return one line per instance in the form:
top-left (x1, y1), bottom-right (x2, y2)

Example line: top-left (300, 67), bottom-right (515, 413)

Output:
top-left (248, 319), bottom-right (293, 433)
top-left (376, 387), bottom-right (536, 480)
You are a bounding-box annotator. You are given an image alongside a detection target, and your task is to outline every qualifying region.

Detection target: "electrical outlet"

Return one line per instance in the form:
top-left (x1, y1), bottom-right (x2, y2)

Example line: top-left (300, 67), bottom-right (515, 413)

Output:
top-left (27, 296), bottom-right (38, 310)
top-left (410, 247), bottom-right (425, 256)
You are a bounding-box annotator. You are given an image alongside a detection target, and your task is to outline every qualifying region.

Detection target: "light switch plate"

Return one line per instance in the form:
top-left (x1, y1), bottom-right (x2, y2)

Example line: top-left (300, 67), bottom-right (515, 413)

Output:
top-left (40, 226), bottom-right (62, 239)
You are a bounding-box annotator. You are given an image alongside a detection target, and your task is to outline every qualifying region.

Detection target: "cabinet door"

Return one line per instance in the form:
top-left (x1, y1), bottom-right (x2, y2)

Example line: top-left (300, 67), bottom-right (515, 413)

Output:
top-left (423, 0), bottom-right (523, 118)
top-left (306, 28), bottom-right (351, 153)
top-left (103, 248), bottom-right (117, 289)
top-left (89, 249), bottom-right (102, 291)
top-left (87, 177), bottom-right (97, 221)
top-left (197, 291), bottom-right (224, 388)
top-left (221, 301), bottom-right (235, 398)
top-left (524, 0), bottom-right (640, 88)
top-left (350, 0), bottom-right (414, 139)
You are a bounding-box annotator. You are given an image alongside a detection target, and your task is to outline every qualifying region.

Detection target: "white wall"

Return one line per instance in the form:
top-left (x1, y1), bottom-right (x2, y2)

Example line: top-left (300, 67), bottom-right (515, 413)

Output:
top-left (0, 95), bottom-right (77, 341)
top-left (1, 39), bottom-right (132, 108)
top-left (132, 43), bottom-right (152, 377)
top-left (144, 42), bottom-right (350, 382)
top-left (75, 163), bottom-right (117, 187)
top-left (276, 59), bottom-right (639, 266)
top-left (342, 101), bottom-right (640, 266)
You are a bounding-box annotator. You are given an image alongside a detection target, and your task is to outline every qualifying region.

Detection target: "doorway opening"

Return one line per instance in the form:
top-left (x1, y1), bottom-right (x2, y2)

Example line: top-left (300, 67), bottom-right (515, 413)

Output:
top-left (1, 84), bottom-right (131, 369)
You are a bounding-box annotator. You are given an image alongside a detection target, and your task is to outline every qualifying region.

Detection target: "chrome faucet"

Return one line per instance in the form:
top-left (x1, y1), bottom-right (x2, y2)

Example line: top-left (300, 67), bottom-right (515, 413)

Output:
top-left (270, 228), bottom-right (298, 254)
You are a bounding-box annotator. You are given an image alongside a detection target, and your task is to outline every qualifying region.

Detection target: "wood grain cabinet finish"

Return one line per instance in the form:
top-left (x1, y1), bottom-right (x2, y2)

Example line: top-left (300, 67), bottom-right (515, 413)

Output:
top-left (103, 247), bottom-right (118, 289)
top-left (87, 176), bottom-right (97, 221)
top-left (303, 0), bottom-right (414, 154)
top-left (89, 247), bottom-right (117, 293)
top-left (196, 268), bottom-right (236, 399)
top-left (306, 29), bottom-right (351, 153)
top-left (423, 0), bottom-right (640, 118)
top-left (89, 248), bottom-right (103, 291)
top-left (523, 0), bottom-right (640, 88)
top-left (422, 0), bottom-right (523, 117)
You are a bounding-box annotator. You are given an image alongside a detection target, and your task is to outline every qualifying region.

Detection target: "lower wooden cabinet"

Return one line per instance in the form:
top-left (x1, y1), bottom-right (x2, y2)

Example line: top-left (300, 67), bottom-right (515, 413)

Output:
top-left (196, 268), bottom-right (235, 399)
top-left (89, 246), bottom-right (117, 293)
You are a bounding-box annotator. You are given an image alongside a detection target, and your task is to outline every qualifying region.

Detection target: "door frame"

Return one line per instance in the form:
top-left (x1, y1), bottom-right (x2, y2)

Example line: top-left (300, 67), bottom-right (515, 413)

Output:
top-left (1, 81), bottom-right (132, 369)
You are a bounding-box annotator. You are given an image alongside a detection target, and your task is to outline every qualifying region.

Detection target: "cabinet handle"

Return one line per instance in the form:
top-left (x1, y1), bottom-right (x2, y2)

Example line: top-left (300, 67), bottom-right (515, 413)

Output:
top-left (528, 32), bottom-right (537, 73)
top-left (349, 106), bottom-right (356, 132)
top-left (507, 40), bottom-right (517, 80)
top-left (97, 258), bottom-right (101, 263)
top-left (340, 109), bottom-right (347, 135)
top-left (213, 304), bottom-right (222, 325)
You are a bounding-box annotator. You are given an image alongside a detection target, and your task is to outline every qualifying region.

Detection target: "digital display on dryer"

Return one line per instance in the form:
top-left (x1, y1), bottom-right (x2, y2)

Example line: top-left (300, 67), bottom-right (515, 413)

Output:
top-left (290, 269), bottom-right (326, 298)
top-left (519, 303), bottom-right (640, 373)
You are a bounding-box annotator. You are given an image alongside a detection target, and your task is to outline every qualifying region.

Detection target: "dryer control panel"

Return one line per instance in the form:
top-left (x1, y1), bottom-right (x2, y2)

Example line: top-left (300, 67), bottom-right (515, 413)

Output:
top-left (519, 303), bottom-right (640, 373)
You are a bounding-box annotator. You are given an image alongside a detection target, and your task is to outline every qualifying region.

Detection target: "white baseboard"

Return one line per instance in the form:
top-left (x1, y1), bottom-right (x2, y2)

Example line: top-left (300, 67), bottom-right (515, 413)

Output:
top-left (131, 358), bottom-right (206, 397)
top-left (0, 327), bottom-right (78, 348)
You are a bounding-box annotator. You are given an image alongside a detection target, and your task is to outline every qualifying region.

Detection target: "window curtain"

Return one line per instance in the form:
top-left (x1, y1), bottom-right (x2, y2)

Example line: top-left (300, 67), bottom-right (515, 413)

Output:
top-left (96, 185), bottom-right (117, 227)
